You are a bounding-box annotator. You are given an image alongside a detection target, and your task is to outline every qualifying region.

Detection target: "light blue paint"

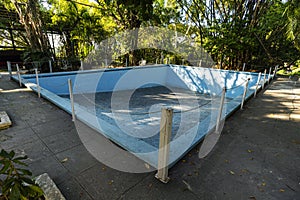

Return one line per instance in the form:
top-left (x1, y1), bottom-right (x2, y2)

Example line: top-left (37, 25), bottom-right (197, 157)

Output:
top-left (13, 65), bottom-right (272, 168)
top-left (19, 65), bottom-right (169, 95)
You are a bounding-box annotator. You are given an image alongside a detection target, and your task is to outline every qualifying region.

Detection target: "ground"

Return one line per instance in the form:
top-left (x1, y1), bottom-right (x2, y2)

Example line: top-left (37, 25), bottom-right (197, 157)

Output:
top-left (0, 73), bottom-right (299, 200)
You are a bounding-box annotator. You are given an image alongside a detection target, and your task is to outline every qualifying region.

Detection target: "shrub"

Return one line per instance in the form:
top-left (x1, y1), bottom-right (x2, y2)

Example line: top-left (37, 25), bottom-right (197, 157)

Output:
top-left (0, 150), bottom-right (44, 200)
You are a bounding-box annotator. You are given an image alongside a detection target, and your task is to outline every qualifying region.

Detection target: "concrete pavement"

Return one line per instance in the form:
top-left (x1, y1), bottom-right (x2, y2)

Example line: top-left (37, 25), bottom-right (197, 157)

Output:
top-left (0, 74), bottom-right (299, 200)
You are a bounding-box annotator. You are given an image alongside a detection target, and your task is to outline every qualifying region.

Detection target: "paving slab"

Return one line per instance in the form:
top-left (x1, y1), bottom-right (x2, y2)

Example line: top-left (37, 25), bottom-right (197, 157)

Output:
top-left (76, 164), bottom-right (149, 200)
top-left (41, 129), bottom-right (81, 154)
top-left (1, 126), bottom-right (39, 149)
top-left (55, 144), bottom-right (98, 174)
top-left (31, 118), bottom-right (75, 139)
top-left (8, 139), bottom-right (53, 163)
top-left (29, 155), bottom-right (70, 185)
top-left (57, 178), bottom-right (93, 200)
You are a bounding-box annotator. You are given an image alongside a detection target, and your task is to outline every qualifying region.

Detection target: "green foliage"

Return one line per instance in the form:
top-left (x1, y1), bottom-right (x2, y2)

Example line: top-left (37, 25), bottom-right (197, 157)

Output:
top-left (48, 0), bottom-right (109, 59)
top-left (285, 0), bottom-right (300, 50)
top-left (277, 65), bottom-right (300, 76)
top-left (176, 0), bottom-right (300, 69)
top-left (22, 49), bottom-right (50, 63)
top-left (1, 0), bottom-right (300, 69)
top-left (21, 49), bottom-right (52, 72)
top-left (0, 0), bottom-right (29, 48)
top-left (0, 150), bottom-right (44, 200)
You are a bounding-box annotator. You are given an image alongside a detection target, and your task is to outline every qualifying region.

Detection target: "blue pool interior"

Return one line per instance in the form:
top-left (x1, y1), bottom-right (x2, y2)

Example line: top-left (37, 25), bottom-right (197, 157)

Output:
top-left (14, 64), bottom-right (271, 168)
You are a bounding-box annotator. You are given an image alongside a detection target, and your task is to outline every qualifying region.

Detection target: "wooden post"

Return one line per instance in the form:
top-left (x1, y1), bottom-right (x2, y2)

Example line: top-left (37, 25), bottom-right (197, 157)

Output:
top-left (7, 61), bottom-right (12, 79)
top-left (241, 78), bottom-right (250, 110)
top-left (68, 79), bottom-right (76, 121)
top-left (49, 60), bottom-right (52, 73)
top-left (262, 69), bottom-right (267, 89)
top-left (215, 87), bottom-right (226, 133)
top-left (126, 58), bottom-right (128, 67)
top-left (182, 59), bottom-right (184, 65)
top-left (273, 65), bottom-right (278, 78)
top-left (36, 62), bottom-right (40, 72)
top-left (16, 64), bottom-right (22, 87)
top-left (35, 68), bottom-right (41, 98)
top-left (254, 72), bottom-right (261, 98)
top-left (155, 107), bottom-right (173, 183)
top-left (80, 60), bottom-right (84, 70)
top-left (268, 67), bottom-right (272, 84)
top-left (272, 65), bottom-right (277, 78)
top-left (199, 59), bottom-right (202, 67)
top-left (161, 53), bottom-right (164, 64)
top-left (242, 63), bottom-right (246, 71)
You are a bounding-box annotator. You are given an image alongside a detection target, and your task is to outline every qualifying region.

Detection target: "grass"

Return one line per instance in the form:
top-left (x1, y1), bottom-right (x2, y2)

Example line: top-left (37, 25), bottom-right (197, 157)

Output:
top-left (277, 66), bottom-right (300, 76)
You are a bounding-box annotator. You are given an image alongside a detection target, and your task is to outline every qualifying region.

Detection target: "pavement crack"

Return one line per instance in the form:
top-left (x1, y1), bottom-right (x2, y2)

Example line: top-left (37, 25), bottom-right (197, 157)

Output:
top-left (116, 173), bottom-right (152, 200)
top-left (285, 184), bottom-right (296, 192)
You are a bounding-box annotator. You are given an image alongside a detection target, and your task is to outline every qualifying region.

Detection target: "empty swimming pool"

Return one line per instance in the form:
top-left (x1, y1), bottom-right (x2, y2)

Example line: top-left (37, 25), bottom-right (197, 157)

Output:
top-left (13, 64), bottom-right (271, 169)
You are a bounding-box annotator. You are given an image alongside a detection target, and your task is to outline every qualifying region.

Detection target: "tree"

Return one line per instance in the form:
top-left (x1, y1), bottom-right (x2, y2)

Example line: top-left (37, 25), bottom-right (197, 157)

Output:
top-left (93, 0), bottom-right (156, 65)
top-left (48, 0), bottom-right (113, 60)
top-left (0, 2), bottom-right (29, 49)
top-left (285, 0), bottom-right (300, 50)
top-left (176, 0), bottom-right (299, 69)
top-left (1, 0), bottom-right (298, 69)
top-left (11, 0), bottom-right (51, 55)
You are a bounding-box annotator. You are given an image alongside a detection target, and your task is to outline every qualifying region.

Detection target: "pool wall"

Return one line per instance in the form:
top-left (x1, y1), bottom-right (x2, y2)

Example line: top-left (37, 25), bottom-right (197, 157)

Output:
top-left (18, 64), bottom-right (264, 99)
top-left (168, 66), bottom-right (261, 98)
top-left (19, 65), bottom-right (169, 95)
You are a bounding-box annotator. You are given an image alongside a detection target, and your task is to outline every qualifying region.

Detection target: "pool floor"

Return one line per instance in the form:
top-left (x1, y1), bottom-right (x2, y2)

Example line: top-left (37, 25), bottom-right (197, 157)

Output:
top-left (60, 86), bottom-right (223, 149)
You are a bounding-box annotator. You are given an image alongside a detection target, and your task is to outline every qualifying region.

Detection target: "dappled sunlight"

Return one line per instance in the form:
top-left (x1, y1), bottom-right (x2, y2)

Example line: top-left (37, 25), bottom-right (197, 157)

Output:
top-left (265, 112), bottom-right (300, 122)
top-left (265, 113), bottom-right (290, 120)
top-left (290, 112), bottom-right (300, 122)
top-left (290, 112), bottom-right (300, 121)
top-left (267, 91), bottom-right (299, 99)
top-left (0, 88), bottom-right (32, 93)
top-left (262, 79), bottom-right (300, 122)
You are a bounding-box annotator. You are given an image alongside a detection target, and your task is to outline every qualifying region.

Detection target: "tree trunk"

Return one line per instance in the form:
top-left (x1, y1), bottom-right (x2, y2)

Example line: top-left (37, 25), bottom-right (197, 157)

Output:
top-left (12, 0), bottom-right (51, 55)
